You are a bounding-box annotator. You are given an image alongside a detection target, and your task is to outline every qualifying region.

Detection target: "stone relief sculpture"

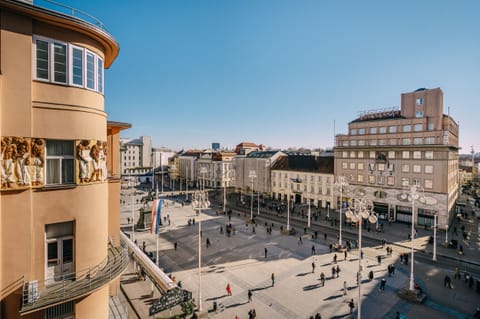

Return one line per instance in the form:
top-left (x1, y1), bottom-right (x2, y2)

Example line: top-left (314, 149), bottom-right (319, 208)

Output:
top-left (100, 141), bottom-right (108, 181)
top-left (90, 141), bottom-right (102, 182)
top-left (30, 138), bottom-right (45, 187)
top-left (14, 137), bottom-right (31, 186)
top-left (1, 137), bottom-right (17, 189)
top-left (77, 140), bottom-right (92, 183)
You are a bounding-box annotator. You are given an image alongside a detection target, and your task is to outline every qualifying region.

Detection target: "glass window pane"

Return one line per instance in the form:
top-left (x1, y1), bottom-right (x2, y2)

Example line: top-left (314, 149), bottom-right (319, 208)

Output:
top-left (47, 140), bottom-right (74, 156)
top-left (72, 47), bottom-right (83, 85)
top-left (86, 52), bottom-right (95, 89)
top-left (54, 43), bottom-right (67, 83)
top-left (36, 40), bottom-right (49, 80)
top-left (46, 158), bottom-right (60, 184)
top-left (63, 239), bottom-right (73, 263)
top-left (97, 58), bottom-right (103, 93)
top-left (62, 159), bottom-right (74, 184)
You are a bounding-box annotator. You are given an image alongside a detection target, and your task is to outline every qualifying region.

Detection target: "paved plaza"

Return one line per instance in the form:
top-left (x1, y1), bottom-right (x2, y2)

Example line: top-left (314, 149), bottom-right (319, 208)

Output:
top-left (120, 198), bottom-right (480, 319)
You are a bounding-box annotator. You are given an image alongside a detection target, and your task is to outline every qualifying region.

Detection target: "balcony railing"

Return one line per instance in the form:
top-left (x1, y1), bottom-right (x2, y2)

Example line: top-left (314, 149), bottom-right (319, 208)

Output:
top-left (20, 241), bottom-right (128, 315)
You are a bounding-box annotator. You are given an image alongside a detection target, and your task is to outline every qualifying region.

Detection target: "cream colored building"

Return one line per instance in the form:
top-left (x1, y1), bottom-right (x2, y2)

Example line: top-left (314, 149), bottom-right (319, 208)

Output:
top-left (335, 88), bottom-right (459, 229)
top-left (271, 155), bottom-right (335, 208)
top-left (0, 1), bottom-right (129, 318)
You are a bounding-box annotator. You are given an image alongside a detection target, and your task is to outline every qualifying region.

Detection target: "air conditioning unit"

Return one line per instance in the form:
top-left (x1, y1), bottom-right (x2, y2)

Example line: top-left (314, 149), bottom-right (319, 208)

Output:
top-left (27, 280), bottom-right (39, 303)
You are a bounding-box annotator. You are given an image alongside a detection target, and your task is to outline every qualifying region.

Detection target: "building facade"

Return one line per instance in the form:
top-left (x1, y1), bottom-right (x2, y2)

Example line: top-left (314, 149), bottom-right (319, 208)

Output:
top-left (120, 136), bottom-right (152, 175)
top-left (334, 88), bottom-right (459, 229)
top-left (271, 155), bottom-right (335, 208)
top-left (0, 1), bottom-right (129, 318)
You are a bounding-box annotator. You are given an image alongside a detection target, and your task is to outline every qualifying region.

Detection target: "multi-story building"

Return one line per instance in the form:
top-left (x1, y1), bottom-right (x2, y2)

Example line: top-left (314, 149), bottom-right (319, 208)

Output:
top-left (120, 135), bottom-right (152, 175)
top-left (271, 154), bottom-right (335, 208)
top-left (195, 151), bottom-right (236, 188)
top-left (233, 150), bottom-right (284, 196)
top-left (335, 88), bottom-right (459, 229)
top-left (151, 147), bottom-right (174, 170)
top-left (0, 1), bottom-right (129, 318)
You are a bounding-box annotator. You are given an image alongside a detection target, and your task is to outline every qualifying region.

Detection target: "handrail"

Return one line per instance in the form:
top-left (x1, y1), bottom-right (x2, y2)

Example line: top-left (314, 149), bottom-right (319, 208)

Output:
top-left (20, 242), bottom-right (128, 315)
top-left (32, 0), bottom-right (107, 31)
top-left (0, 275), bottom-right (24, 299)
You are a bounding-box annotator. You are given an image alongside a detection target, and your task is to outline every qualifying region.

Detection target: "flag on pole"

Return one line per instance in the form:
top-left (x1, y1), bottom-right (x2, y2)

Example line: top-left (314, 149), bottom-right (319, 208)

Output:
top-left (150, 199), bottom-right (163, 234)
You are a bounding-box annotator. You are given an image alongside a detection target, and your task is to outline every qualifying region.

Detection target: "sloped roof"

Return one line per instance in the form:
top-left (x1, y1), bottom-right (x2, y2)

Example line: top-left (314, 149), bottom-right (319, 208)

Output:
top-left (272, 155), bottom-right (334, 174)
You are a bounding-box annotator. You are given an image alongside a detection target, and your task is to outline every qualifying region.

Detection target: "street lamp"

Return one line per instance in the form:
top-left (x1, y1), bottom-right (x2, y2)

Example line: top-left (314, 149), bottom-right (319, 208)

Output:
top-left (286, 181), bottom-right (291, 231)
top-left (191, 167), bottom-right (210, 314)
top-left (334, 176), bottom-right (349, 247)
top-left (399, 185), bottom-right (424, 291)
top-left (433, 214), bottom-right (437, 261)
top-left (249, 170), bottom-right (256, 220)
top-left (223, 167), bottom-right (233, 213)
top-left (345, 195), bottom-right (377, 319)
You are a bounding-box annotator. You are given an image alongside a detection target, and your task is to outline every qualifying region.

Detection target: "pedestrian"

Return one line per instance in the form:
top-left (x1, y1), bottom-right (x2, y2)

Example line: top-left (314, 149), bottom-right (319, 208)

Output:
top-left (324, 233), bottom-right (327, 241)
top-left (206, 237), bottom-right (211, 248)
top-left (142, 241), bottom-right (146, 252)
top-left (333, 254), bottom-right (337, 264)
top-left (264, 247), bottom-right (268, 259)
top-left (368, 270), bottom-right (374, 281)
top-left (348, 298), bottom-right (355, 313)
top-left (312, 245), bottom-right (316, 255)
top-left (377, 255), bottom-right (381, 265)
top-left (248, 289), bottom-right (252, 302)
top-left (174, 242), bottom-right (177, 251)
top-left (336, 265), bottom-right (340, 278)
top-left (271, 273), bottom-right (275, 287)
top-left (343, 280), bottom-right (348, 295)
top-left (400, 253), bottom-right (404, 264)
top-left (315, 313), bottom-right (321, 319)
top-left (391, 264), bottom-right (395, 275)
top-left (404, 254), bottom-right (409, 265)
top-left (329, 243), bottom-right (333, 252)
top-left (226, 283), bottom-right (232, 296)
top-left (380, 277), bottom-right (386, 291)
top-left (388, 264), bottom-right (392, 276)
top-left (332, 266), bottom-right (336, 278)
top-left (298, 236), bottom-right (303, 245)
top-left (454, 267), bottom-right (461, 280)
top-left (344, 250), bottom-right (347, 260)
top-left (444, 275), bottom-right (452, 289)
top-left (320, 272), bottom-right (326, 286)
top-left (312, 261), bottom-right (316, 273)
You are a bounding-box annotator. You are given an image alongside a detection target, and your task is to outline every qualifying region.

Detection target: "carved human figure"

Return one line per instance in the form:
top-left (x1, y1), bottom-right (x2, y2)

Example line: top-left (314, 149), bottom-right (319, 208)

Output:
top-left (15, 137), bottom-right (31, 186)
top-left (0, 138), bottom-right (5, 188)
top-left (90, 141), bottom-right (102, 182)
top-left (1, 137), bottom-right (17, 188)
top-left (30, 138), bottom-right (45, 186)
top-left (77, 140), bottom-right (91, 183)
top-left (100, 141), bottom-right (107, 181)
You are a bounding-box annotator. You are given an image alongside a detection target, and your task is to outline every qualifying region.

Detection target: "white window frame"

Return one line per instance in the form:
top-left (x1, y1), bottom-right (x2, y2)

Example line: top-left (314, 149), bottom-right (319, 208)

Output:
top-left (70, 45), bottom-right (84, 87)
top-left (388, 151), bottom-right (395, 159)
top-left (45, 140), bottom-right (75, 185)
top-left (357, 163), bottom-right (364, 170)
top-left (413, 151), bottom-right (421, 159)
top-left (425, 151), bottom-right (433, 159)
top-left (413, 165), bottom-right (421, 173)
top-left (425, 165), bottom-right (433, 174)
top-left (425, 179), bottom-right (433, 189)
top-left (403, 125), bottom-right (411, 132)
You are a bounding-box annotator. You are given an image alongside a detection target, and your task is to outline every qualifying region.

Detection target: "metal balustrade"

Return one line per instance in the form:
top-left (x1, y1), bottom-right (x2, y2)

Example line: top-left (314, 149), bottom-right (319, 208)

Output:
top-left (20, 241), bottom-right (128, 315)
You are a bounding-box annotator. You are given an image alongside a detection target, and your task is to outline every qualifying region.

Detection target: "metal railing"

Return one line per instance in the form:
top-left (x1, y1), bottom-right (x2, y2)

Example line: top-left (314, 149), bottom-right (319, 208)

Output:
top-left (20, 240), bottom-right (128, 315)
top-left (32, 0), bottom-right (107, 31)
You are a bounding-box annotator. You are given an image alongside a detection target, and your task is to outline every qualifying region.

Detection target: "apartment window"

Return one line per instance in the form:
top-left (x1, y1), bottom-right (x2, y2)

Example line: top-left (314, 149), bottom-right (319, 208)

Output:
top-left (425, 137), bottom-right (435, 144)
top-left (413, 151), bottom-right (421, 159)
top-left (358, 151), bottom-right (364, 158)
top-left (368, 175), bottom-right (375, 184)
top-left (357, 163), bottom-right (364, 170)
top-left (358, 140), bottom-right (365, 146)
top-left (402, 138), bottom-right (411, 145)
top-left (370, 139), bottom-right (377, 146)
top-left (403, 125), bottom-right (411, 132)
top-left (342, 162), bottom-right (347, 169)
top-left (342, 151), bottom-right (348, 158)
top-left (425, 165), bottom-right (433, 174)
top-left (350, 140), bottom-right (357, 146)
top-left (413, 165), bottom-right (421, 173)
top-left (358, 128), bottom-right (365, 135)
top-left (416, 98), bottom-right (424, 105)
top-left (350, 163), bottom-right (356, 170)
top-left (377, 176), bottom-right (384, 185)
top-left (414, 138), bottom-right (423, 145)
top-left (379, 139), bottom-right (387, 145)
top-left (46, 140), bottom-right (75, 185)
top-left (53, 42), bottom-right (67, 83)
top-left (387, 176), bottom-right (395, 186)
top-left (357, 175), bottom-right (364, 182)
top-left (425, 151), bottom-right (433, 159)
top-left (389, 139), bottom-right (397, 145)
top-left (379, 127), bottom-right (387, 134)
top-left (402, 164), bottom-right (409, 173)
top-left (401, 178), bottom-right (409, 187)
top-left (388, 151), bottom-right (395, 159)
top-left (427, 123), bottom-right (434, 131)
top-left (370, 127), bottom-right (377, 134)
top-left (310, 186), bottom-right (314, 193)
top-left (34, 35), bottom-right (105, 93)
top-left (342, 141), bottom-right (349, 146)
top-left (402, 151), bottom-right (409, 159)
top-left (350, 129), bottom-right (357, 135)
top-left (350, 151), bottom-right (356, 158)
top-left (378, 163), bottom-right (385, 171)
top-left (415, 111), bottom-right (424, 118)
top-left (369, 151), bottom-right (375, 159)
top-left (425, 179), bottom-right (433, 189)
top-left (389, 126), bottom-right (397, 133)
top-left (413, 179), bottom-right (421, 186)
top-left (414, 124), bottom-right (422, 131)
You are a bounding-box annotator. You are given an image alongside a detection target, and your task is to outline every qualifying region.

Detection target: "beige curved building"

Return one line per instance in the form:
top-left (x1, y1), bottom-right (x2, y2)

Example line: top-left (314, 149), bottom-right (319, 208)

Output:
top-left (0, 1), bottom-right (130, 318)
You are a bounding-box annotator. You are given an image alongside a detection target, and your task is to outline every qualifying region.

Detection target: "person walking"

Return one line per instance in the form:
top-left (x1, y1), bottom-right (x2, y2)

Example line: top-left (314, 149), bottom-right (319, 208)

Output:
top-left (312, 245), bottom-right (316, 255)
top-left (333, 254), bottom-right (337, 264)
top-left (312, 261), bottom-right (316, 273)
top-left (226, 283), bottom-right (232, 296)
top-left (248, 289), bottom-right (252, 302)
top-left (344, 250), bottom-right (347, 260)
top-left (174, 242), bottom-right (177, 251)
top-left (336, 265), bottom-right (340, 278)
top-left (377, 255), bottom-right (381, 265)
top-left (380, 277), bottom-right (386, 291)
top-left (331, 266), bottom-right (336, 278)
top-left (343, 281), bottom-right (348, 295)
top-left (271, 273), bottom-right (275, 287)
top-left (320, 272), bottom-right (326, 286)
top-left (368, 270), bottom-right (374, 281)
top-left (264, 247), bottom-right (268, 259)
top-left (348, 299), bottom-right (355, 314)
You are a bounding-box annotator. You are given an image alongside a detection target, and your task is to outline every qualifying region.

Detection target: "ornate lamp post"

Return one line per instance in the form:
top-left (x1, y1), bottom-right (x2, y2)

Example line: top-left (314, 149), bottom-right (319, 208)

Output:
top-left (249, 170), bottom-right (256, 220)
top-left (191, 168), bottom-right (210, 313)
top-left (345, 195), bottom-right (377, 319)
top-left (334, 176), bottom-right (349, 247)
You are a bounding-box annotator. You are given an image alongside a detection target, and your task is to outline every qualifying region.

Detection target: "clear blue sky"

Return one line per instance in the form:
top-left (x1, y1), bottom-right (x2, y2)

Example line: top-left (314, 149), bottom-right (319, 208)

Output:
top-left (45, 0), bottom-right (479, 153)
